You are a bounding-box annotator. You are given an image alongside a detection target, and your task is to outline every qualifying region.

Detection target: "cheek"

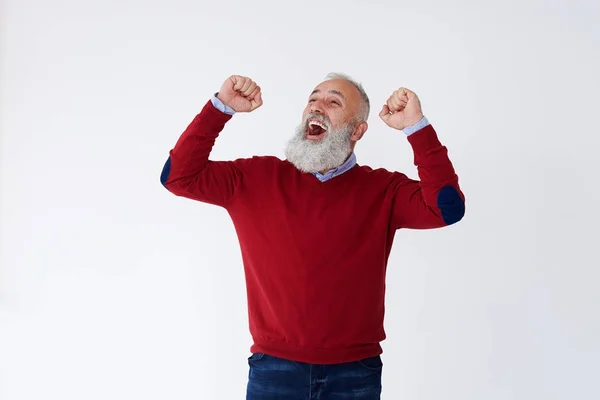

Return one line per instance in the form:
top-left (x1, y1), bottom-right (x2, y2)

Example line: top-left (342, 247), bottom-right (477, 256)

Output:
top-left (330, 114), bottom-right (346, 129)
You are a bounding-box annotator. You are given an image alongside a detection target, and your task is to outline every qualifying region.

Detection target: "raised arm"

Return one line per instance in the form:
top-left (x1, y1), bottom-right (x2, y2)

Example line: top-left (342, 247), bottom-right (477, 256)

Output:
top-left (379, 87), bottom-right (465, 229)
top-left (160, 76), bottom-right (263, 207)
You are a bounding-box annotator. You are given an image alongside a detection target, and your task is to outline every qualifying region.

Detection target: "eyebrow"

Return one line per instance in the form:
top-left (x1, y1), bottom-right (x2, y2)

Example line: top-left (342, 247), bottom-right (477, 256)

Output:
top-left (310, 89), bottom-right (346, 101)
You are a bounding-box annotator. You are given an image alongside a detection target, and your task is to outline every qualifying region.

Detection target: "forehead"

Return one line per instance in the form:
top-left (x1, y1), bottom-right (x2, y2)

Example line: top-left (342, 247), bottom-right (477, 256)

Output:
top-left (310, 79), bottom-right (360, 103)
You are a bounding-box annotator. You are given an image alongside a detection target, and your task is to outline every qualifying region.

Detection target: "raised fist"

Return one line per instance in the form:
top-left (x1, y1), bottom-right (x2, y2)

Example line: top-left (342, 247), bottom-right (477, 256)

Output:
top-left (378, 87), bottom-right (424, 131)
top-left (217, 75), bottom-right (263, 113)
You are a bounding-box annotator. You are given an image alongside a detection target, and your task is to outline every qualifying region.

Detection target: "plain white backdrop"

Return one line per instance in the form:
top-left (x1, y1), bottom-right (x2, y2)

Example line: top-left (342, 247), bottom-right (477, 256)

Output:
top-left (1, 0), bottom-right (599, 399)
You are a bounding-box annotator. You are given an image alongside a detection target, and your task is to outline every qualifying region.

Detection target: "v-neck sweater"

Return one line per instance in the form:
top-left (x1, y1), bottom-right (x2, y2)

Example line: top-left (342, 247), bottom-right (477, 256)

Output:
top-left (160, 99), bottom-right (465, 364)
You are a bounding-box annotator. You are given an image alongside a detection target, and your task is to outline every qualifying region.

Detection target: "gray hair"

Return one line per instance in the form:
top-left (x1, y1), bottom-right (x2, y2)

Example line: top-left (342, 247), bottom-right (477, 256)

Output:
top-left (324, 72), bottom-right (370, 121)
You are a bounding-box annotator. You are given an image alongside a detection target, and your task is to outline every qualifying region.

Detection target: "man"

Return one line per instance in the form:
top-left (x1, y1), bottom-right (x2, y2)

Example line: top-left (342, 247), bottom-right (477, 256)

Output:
top-left (160, 73), bottom-right (465, 399)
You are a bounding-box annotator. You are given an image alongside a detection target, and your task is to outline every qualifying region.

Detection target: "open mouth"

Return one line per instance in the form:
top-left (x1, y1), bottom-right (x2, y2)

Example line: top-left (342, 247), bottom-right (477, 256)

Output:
top-left (306, 119), bottom-right (328, 140)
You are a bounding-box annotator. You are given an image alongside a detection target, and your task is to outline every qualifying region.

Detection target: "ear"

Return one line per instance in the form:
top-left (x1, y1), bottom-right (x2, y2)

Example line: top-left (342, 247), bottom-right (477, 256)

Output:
top-left (350, 121), bottom-right (368, 142)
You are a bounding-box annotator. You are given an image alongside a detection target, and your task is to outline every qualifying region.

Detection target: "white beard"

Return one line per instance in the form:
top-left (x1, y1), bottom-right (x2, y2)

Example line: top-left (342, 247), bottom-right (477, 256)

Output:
top-left (284, 115), bottom-right (354, 174)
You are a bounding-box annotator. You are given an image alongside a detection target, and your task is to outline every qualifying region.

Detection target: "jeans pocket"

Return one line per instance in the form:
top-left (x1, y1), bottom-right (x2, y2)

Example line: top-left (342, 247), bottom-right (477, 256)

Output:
top-left (357, 355), bottom-right (383, 371)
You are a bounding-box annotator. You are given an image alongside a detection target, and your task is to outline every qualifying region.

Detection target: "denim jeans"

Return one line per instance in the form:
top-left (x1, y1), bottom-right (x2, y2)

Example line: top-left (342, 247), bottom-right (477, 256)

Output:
top-left (246, 352), bottom-right (383, 399)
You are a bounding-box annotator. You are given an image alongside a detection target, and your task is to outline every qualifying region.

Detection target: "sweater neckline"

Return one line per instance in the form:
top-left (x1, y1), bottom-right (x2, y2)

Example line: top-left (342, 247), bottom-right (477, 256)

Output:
top-left (294, 162), bottom-right (360, 186)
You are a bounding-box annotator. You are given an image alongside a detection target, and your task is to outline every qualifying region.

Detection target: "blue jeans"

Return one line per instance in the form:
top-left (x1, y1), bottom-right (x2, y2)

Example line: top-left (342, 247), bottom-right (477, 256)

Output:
top-left (246, 352), bottom-right (383, 399)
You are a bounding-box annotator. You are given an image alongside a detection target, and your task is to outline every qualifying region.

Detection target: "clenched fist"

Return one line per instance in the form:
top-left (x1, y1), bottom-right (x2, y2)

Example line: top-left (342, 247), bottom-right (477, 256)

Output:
top-left (378, 88), bottom-right (424, 131)
top-left (217, 75), bottom-right (263, 113)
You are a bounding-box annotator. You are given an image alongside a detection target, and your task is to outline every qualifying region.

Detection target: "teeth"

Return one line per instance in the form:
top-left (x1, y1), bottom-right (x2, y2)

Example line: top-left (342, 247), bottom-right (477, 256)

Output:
top-left (308, 120), bottom-right (327, 130)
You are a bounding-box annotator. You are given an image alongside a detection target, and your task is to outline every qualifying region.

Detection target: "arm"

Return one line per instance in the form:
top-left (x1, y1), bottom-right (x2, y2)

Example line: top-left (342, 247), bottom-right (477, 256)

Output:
top-left (379, 88), bottom-right (465, 229)
top-left (160, 99), bottom-right (240, 207)
top-left (160, 75), bottom-right (263, 207)
top-left (391, 121), bottom-right (465, 229)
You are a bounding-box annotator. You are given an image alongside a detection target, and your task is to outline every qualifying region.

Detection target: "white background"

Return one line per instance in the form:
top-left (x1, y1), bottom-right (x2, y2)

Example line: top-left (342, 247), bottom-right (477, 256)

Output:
top-left (1, 0), bottom-right (599, 399)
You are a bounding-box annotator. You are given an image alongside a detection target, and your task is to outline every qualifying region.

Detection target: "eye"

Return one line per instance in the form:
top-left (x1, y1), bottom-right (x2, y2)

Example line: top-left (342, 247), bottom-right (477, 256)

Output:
top-left (330, 100), bottom-right (340, 105)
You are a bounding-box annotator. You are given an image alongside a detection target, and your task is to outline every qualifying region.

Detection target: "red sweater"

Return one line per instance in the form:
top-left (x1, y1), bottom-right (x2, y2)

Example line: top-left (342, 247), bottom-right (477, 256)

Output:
top-left (161, 100), bottom-right (465, 364)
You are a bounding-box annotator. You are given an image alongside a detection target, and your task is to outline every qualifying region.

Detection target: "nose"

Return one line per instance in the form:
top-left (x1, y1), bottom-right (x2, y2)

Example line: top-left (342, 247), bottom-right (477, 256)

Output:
top-left (310, 101), bottom-right (323, 114)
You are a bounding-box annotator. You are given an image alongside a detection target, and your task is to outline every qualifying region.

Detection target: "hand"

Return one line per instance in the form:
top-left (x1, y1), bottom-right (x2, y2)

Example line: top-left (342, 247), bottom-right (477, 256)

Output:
top-left (217, 75), bottom-right (263, 112)
top-left (378, 88), bottom-right (424, 130)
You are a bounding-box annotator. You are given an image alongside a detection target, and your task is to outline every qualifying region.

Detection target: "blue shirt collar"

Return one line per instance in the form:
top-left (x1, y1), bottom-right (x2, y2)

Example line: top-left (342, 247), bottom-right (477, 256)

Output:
top-left (313, 152), bottom-right (357, 182)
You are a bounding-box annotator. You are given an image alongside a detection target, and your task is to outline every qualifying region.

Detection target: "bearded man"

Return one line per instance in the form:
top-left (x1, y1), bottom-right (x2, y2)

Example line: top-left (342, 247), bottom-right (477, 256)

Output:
top-left (160, 73), bottom-right (466, 399)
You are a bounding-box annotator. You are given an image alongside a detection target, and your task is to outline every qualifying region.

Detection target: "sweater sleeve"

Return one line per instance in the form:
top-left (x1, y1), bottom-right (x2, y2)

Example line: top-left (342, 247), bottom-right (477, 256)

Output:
top-left (160, 99), bottom-right (249, 207)
top-left (391, 124), bottom-right (465, 229)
